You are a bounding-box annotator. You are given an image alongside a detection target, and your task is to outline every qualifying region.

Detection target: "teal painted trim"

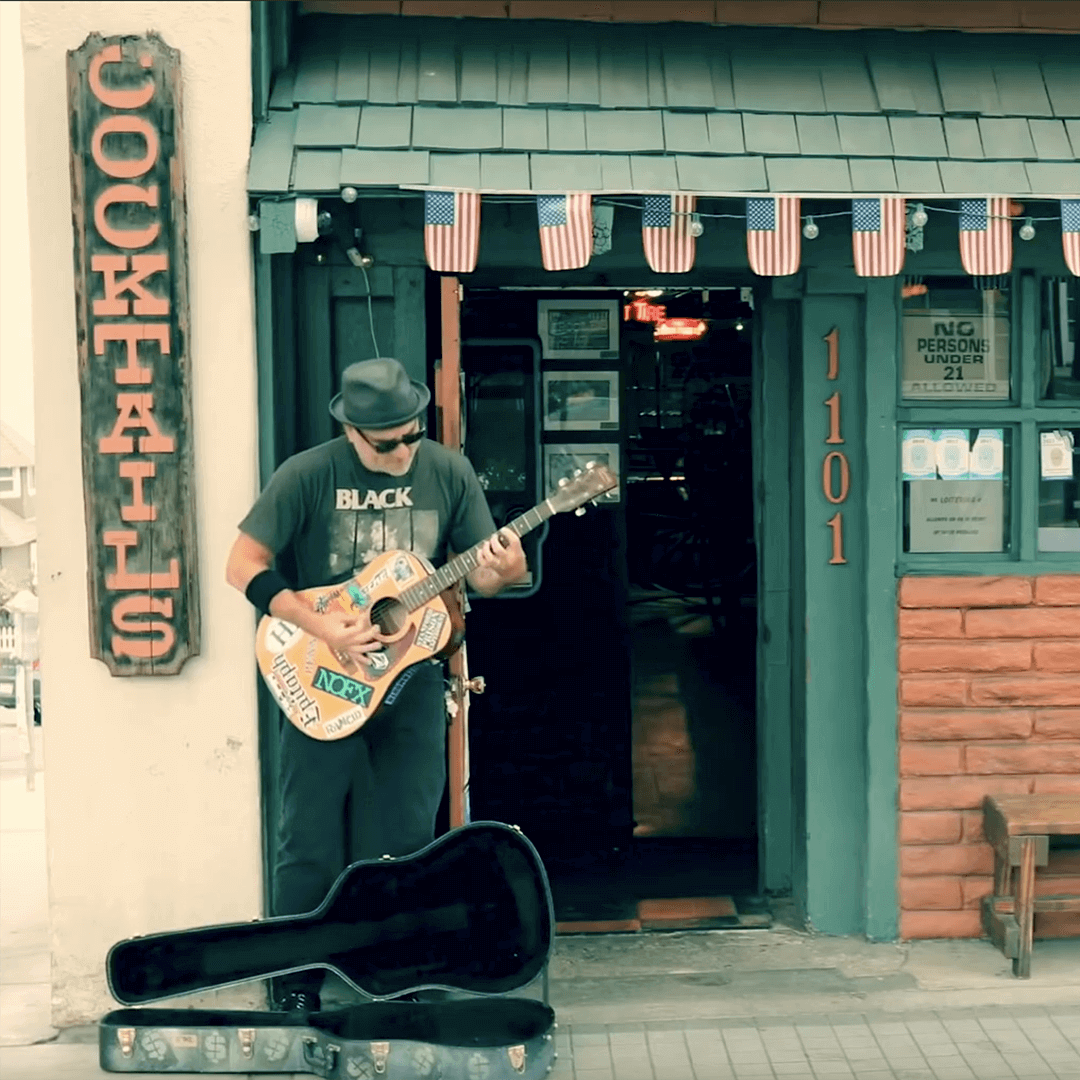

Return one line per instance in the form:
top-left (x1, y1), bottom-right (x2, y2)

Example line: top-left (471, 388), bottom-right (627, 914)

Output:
top-left (254, 253), bottom-right (277, 488)
top-left (1019, 274), bottom-right (1039, 564)
top-left (801, 293), bottom-right (867, 937)
top-left (756, 296), bottom-right (794, 897)
top-left (863, 278), bottom-right (899, 943)
top-left (900, 561), bottom-right (1079, 575)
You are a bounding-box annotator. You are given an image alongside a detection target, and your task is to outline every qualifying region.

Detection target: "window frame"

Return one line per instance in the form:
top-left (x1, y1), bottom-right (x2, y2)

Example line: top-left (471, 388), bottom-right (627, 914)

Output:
top-left (897, 271), bottom-right (1078, 572)
top-left (0, 468), bottom-right (20, 498)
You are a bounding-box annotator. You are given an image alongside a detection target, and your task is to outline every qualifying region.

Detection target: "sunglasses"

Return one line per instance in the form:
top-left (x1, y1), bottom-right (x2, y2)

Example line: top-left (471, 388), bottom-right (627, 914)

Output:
top-left (358, 426), bottom-right (426, 455)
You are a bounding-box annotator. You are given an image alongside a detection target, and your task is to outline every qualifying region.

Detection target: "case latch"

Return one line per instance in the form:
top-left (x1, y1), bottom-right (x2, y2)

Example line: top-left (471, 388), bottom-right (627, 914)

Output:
top-left (509, 1044), bottom-right (527, 1073)
top-left (118, 1028), bottom-right (136, 1058)
top-left (238, 1028), bottom-right (255, 1059)
top-left (371, 1041), bottom-right (391, 1073)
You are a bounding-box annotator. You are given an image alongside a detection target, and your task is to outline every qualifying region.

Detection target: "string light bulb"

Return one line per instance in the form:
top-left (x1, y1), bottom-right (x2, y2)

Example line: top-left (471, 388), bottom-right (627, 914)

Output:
top-left (688, 214), bottom-right (704, 238)
top-left (802, 217), bottom-right (819, 240)
top-left (910, 203), bottom-right (928, 228)
top-left (1019, 217), bottom-right (1036, 241)
top-left (340, 186), bottom-right (358, 203)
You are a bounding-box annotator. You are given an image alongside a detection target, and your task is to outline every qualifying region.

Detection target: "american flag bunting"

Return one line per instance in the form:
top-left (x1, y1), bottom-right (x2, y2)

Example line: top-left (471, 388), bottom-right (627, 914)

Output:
top-left (746, 197), bottom-right (800, 277)
top-left (424, 190), bottom-right (480, 273)
top-left (959, 197), bottom-right (1012, 277)
top-left (537, 193), bottom-right (593, 271)
top-left (642, 194), bottom-right (697, 274)
top-left (852, 197), bottom-right (905, 277)
top-left (1063, 200), bottom-right (1080, 277)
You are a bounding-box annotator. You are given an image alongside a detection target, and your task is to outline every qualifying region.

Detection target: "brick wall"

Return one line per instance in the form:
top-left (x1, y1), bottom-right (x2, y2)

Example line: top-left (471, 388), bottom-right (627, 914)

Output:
top-left (898, 575), bottom-right (1080, 940)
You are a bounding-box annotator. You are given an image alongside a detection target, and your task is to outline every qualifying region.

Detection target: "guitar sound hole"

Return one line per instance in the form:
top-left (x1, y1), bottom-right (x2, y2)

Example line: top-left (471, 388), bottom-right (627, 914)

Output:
top-left (370, 597), bottom-right (407, 637)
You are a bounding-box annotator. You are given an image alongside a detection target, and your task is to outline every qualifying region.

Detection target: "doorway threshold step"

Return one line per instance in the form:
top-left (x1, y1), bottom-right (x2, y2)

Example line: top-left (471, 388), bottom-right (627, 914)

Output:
top-left (556, 896), bottom-right (771, 934)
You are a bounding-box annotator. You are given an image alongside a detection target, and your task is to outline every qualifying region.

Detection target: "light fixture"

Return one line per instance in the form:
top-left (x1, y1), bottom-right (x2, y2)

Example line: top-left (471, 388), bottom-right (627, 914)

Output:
top-left (340, 186), bottom-right (358, 204)
top-left (802, 217), bottom-right (819, 240)
top-left (910, 203), bottom-right (928, 228)
top-left (734, 320), bottom-right (744, 331)
top-left (688, 214), bottom-right (704, 238)
top-left (1019, 217), bottom-right (1036, 241)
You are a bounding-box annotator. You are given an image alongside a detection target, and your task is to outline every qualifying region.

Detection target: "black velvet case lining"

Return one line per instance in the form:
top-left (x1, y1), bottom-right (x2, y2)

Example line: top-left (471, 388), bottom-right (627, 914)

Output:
top-left (108, 823), bottom-right (554, 1005)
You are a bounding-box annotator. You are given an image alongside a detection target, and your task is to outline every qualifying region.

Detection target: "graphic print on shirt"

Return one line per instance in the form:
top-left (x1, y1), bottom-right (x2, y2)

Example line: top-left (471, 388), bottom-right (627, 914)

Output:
top-left (328, 487), bottom-right (440, 577)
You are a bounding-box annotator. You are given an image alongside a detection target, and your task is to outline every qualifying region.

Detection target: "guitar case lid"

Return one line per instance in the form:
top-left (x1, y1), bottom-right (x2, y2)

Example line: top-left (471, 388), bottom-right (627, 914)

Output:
top-left (99, 1000), bottom-right (557, 1077)
top-left (107, 822), bottom-right (554, 1005)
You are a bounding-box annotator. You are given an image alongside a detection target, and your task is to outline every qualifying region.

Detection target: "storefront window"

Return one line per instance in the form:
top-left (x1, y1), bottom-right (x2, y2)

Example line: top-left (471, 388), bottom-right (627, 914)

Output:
top-left (901, 278), bottom-right (1010, 401)
top-left (1038, 426), bottom-right (1079, 552)
top-left (902, 427), bottom-right (1012, 553)
top-left (1040, 278), bottom-right (1079, 402)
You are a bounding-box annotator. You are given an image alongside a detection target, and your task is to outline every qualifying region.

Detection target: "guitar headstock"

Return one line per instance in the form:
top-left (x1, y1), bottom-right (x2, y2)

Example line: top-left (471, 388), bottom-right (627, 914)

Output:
top-left (548, 462), bottom-right (619, 515)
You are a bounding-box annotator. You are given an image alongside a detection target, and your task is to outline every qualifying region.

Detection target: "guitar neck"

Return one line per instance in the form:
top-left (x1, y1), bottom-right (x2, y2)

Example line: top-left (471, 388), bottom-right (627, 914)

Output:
top-left (398, 500), bottom-right (555, 611)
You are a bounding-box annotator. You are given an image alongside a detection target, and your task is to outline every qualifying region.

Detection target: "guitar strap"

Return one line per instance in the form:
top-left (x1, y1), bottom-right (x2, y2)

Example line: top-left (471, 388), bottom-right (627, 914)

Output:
top-left (381, 659), bottom-right (437, 707)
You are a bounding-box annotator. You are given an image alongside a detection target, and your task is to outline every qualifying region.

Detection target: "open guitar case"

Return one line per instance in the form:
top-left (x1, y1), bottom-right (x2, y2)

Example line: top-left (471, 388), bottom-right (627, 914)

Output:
top-left (100, 822), bottom-right (557, 1078)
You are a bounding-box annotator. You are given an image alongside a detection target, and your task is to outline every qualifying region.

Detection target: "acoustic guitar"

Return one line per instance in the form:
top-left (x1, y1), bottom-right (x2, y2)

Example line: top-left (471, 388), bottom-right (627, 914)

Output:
top-left (255, 463), bottom-right (617, 741)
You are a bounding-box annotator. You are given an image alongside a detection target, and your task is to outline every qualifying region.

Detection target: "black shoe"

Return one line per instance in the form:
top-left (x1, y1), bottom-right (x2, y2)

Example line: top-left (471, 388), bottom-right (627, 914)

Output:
top-left (276, 990), bottom-right (321, 1015)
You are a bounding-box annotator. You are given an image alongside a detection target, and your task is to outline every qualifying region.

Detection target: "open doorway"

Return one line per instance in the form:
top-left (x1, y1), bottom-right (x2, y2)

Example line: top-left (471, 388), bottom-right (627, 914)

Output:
top-left (620, 287), bottom-right (760, 923)
top-left (458, 284), bottom-right (764, 930)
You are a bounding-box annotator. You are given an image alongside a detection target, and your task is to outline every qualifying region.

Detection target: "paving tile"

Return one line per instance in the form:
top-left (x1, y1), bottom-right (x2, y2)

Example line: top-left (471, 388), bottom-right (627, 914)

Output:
top-left (926, 1068), bottom-right (975, 1080)
top-left (772, 1064), bottom-right (813, 1076)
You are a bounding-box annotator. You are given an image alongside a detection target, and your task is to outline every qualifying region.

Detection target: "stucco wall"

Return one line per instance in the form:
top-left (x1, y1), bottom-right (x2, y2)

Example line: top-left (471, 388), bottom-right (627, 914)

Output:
top-left (897, 575), bottom-right (1080, 941)
top-left (21, 1), bottom-right (263, 1025)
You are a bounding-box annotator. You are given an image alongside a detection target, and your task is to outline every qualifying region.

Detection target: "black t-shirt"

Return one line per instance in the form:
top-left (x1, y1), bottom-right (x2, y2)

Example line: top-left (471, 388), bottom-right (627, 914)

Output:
top-left (239, 437), bottom-right (496, 590)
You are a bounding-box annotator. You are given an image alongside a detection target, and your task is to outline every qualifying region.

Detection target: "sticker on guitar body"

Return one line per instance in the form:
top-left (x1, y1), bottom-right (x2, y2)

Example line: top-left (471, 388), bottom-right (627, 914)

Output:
top-left (323, 707), bottom-right (365, 738)
top-left (415, 608), bottom-right (447, 652)
top-left (391, 555), bottom-right (415, 583)
top-left (270, 653), bottom-right (321, 729)
top-left (312, 666), bottom-right (373, 708)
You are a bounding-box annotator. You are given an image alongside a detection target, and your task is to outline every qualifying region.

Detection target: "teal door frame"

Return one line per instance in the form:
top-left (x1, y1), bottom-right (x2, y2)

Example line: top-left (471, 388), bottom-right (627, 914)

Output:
top-left (782, 270), bottom-right (900, 939)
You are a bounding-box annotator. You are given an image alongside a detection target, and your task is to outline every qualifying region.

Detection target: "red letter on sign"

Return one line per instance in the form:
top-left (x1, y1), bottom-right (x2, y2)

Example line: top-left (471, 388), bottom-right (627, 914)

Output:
top-left (91, 115), bottom-right (159, 178)
top-left (119, 461), bottom-right (157, 521)
top-left (99, 394), bottom-right (175, 453)
top-left (94, 324), bottom-right (169, 385)
top-left (92, 255), bottom-right (169, 316)
top-left (89, 45), bottom-right (155, 110)
top-left (111, 595), bottom-right (176, 660)
top-left (103, 530), bottom-right (179, 590)
top-left (94, 184), bottom-right (160, 249)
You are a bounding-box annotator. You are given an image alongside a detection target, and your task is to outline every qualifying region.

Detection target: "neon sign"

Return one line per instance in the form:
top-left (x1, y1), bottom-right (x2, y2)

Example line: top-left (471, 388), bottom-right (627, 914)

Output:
top-left (653, 318), bottom-right (708, 341)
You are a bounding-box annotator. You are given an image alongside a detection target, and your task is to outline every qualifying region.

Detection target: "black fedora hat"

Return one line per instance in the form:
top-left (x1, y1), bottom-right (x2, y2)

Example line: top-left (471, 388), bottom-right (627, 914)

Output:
top-left (328, 358), bottom-right (431, 430)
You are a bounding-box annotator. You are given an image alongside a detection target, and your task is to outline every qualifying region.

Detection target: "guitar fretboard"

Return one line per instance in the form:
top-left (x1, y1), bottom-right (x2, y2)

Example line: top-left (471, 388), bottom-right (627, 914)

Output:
top-left (398, 502), bottom-right (554, 612)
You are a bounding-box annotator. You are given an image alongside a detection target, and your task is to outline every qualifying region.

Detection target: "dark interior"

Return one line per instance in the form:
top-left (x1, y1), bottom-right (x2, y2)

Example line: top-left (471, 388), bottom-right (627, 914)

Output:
top-left (102, 999), bottom-right (555, 1045)
top-left (108, 823), bottom-right (552, 1004)
top-left (454, 286), bottom-right (759, 918)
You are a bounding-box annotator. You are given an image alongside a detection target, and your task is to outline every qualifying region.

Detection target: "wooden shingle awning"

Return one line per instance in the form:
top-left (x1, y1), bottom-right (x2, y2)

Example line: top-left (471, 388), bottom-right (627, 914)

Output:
top-left (248, 15), bottom-right (1080, 198)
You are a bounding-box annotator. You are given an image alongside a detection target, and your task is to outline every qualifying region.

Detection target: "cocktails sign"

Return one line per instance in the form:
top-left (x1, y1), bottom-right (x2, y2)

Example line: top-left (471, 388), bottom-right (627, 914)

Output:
top-left (67, 34), bottom-right (199, 674)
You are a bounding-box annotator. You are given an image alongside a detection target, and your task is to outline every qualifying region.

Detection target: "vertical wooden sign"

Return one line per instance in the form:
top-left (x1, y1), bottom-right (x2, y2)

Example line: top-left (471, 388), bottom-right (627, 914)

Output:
top-left (67, 34), bottom-right (199, 674)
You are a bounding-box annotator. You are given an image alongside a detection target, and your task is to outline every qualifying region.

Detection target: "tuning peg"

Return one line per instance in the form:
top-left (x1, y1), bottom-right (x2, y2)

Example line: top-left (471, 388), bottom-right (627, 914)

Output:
top-left (557, 477), bottom-right (569, 487)
top-left (574, 507), bottom-right (586, 516)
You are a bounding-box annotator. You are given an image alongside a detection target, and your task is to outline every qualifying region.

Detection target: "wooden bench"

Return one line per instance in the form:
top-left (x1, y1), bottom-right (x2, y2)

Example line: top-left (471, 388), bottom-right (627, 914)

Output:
top-left (981, 794), bottom-right (1080, 978)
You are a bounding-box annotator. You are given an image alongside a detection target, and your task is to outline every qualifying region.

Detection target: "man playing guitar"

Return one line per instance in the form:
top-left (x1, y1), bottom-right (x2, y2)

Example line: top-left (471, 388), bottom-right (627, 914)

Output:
top-left (226, 357), bottom-right (526, 1014)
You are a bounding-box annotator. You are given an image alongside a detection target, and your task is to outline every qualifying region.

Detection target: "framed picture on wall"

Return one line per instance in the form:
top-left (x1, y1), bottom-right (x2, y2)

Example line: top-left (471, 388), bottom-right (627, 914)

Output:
top-left (537, 298), bottom-right (620, 360)
top-left (543, 371), bottom-right (619, 431)
top-left (544, 442), bottom-right (620, 503)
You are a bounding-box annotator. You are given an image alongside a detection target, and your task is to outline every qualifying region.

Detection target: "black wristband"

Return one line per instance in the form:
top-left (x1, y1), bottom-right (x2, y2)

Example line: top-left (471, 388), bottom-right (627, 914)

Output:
top-left (245, 569), bottom-right (291, 616)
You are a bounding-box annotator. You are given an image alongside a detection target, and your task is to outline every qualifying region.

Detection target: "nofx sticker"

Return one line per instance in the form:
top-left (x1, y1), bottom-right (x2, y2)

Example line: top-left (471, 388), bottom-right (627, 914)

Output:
top-left (416, 608), bottom-right (447, 652)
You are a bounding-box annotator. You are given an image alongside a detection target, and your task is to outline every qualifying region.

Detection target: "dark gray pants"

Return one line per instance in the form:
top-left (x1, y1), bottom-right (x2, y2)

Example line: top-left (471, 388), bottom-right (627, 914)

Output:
top-left (270, 661), bottom-right (446, 1001)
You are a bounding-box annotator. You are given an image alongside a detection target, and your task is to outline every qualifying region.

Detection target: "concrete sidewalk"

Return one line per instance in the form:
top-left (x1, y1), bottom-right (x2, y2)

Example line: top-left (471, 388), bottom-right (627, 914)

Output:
top-left (3, 727), bottom-right (1080, 1078)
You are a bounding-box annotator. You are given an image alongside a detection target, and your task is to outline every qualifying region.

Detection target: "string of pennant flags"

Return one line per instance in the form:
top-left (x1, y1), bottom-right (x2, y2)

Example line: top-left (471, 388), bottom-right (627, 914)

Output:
top-left (423, 193), bottom-right (1080, 279)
